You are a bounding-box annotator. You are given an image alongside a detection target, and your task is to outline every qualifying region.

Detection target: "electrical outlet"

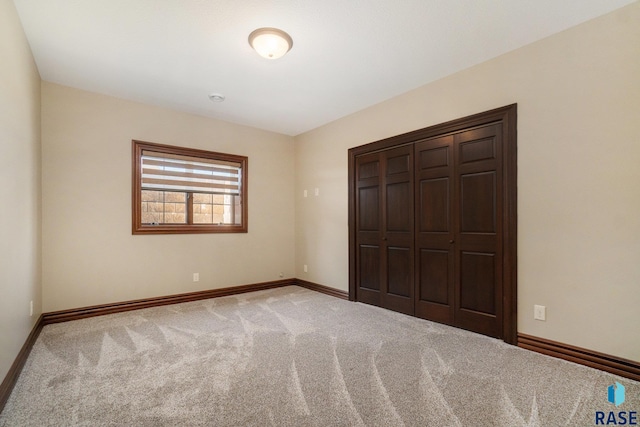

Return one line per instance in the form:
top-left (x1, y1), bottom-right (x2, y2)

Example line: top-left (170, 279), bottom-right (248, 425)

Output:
top-left (193, 273), bottom-right (199, 282)
top-left (30, 300), bottom-right (33, 317)
top-left (279, 272), bottom-right (284, 278)
top-left (303, 264), bottom-right (308, 273)
top-left (534, 305), bottom-right (546, 321)
top-left (303, 189), bottom-right (308, 198)
top-left (314, 188), bottom-right (320, 196)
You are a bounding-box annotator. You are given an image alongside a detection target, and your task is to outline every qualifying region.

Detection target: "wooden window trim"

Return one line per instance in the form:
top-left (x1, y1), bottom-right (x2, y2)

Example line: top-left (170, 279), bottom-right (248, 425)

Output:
top-left (132, 140), bottom-right (248, 234)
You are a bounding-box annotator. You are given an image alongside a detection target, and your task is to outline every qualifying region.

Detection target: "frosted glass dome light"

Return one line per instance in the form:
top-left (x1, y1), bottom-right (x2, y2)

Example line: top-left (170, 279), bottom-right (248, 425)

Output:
top-left (248, 28), bottom-right (293, 59)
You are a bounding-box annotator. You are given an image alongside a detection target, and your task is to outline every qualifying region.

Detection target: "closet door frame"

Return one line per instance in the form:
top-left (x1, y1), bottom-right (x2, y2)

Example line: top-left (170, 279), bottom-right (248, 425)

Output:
top-left (348, 104), bottom-right (518, 345)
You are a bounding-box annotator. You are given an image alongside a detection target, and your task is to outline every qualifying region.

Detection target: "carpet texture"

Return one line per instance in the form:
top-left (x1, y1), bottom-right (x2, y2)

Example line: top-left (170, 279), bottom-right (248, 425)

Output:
top-left (1, 286), bottom-right (638, 426)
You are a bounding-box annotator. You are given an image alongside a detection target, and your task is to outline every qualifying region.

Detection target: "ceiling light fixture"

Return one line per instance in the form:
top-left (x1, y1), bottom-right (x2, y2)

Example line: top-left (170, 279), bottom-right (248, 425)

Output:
top-left (248, 27), bottom-right (293, 59)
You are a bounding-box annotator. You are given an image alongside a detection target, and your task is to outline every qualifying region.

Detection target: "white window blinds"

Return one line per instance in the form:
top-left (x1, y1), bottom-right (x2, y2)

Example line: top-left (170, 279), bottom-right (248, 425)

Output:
top-left (141, 150), bottom-right (242, 195)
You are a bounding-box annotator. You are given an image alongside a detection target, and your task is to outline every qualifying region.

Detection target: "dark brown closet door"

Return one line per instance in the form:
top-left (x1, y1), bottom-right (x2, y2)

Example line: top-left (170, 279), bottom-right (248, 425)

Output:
top-left (454, 124), bottom-right (503, 338)
top-left (355, 145), bottom-right (414, 315)
top-left (349, 104), bottom-right (517, 344)
top-left (355, 152), bottom-right (383, 307)
top-left (415, 135), bottom-right (455, 324)
top-left (415, 123), bottom-right (503, 339)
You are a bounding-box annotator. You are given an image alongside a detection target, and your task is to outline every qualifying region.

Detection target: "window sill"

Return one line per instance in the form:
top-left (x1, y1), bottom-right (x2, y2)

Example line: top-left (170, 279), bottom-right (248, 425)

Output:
top-left (132, 224), bottom-right (247, 235)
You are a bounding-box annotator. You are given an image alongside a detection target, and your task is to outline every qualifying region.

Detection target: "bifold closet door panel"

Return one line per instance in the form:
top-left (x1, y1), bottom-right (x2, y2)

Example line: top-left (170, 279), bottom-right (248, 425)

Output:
top-left (355, 152), bottom-right (383, 307)
top-left (454, 123), bottom-right (504, 339)
top-left (382, 146), bottom-right (414, 315)
top-left (414, 135), bottom-right (455, 324)
top-left (355, 146), bottom-right (414, 315)
top-left (414, 123), bottom-right (504, 339)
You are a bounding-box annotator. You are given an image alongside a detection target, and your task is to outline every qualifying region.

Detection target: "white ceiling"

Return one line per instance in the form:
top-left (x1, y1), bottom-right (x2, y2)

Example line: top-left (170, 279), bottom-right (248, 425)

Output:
top-left (13, 0), bottom-right (636, 136)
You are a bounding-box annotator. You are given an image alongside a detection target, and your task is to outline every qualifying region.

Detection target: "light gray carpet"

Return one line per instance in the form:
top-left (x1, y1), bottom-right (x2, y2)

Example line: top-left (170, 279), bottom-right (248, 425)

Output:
top-left (1, 286), bottom-right (638, 426)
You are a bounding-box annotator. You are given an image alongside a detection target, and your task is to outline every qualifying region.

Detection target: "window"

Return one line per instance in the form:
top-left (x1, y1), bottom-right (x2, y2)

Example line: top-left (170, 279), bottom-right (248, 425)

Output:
top-left (132, 140), bottom-right (247, 234)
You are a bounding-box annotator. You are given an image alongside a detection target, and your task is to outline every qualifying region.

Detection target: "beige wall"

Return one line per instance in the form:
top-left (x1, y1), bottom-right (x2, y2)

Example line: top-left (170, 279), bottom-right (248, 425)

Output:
top-left (295, 3), bottom-right (640, 361)
top-left (42, 83), bottom-right (295, 312)
top-left (0, 0), bottom-right (42, 380)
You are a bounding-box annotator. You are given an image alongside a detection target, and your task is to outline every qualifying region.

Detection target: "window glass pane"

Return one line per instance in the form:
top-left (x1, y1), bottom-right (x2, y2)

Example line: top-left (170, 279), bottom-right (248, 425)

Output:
top-left (193, 193), bottom-right (212, 224)
top-left (141, 190), bottom-right (187, 224)
top-left (192, 193), bottom-right (240, 225)
top-left (233, 194), bottom-right (242, 225)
